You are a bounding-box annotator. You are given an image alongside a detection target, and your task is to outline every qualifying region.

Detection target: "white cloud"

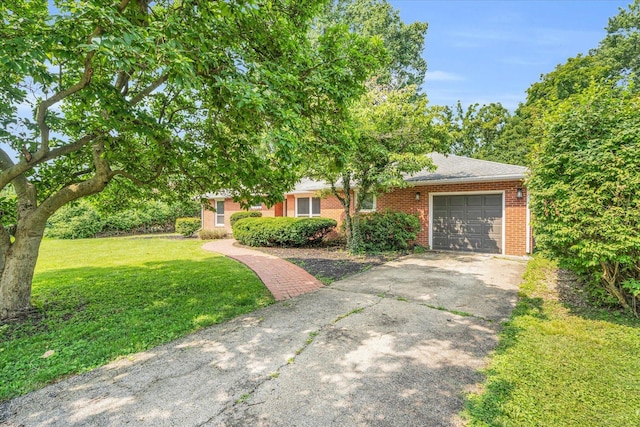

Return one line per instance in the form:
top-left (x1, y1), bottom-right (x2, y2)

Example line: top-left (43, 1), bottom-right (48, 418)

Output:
top-left (424, 70), bottom-right (465, 82)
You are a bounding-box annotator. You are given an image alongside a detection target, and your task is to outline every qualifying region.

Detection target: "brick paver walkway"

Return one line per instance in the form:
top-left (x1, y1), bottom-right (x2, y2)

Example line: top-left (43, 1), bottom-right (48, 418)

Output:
top-left (202, 239), bottom-right (324, 300)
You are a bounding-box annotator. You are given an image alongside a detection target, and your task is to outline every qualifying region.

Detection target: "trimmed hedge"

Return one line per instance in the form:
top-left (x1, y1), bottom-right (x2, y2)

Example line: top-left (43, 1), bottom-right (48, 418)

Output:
top-left (230, 211), bottom-right (262, 227)
top-left (233, 217), bottom-right (337, 247)
top-left (198, 228), bottom-right (227, 240)
top-left (354, 210), bottom-right (420, 252)
top-left (175, 217), bottom-right (201, 237)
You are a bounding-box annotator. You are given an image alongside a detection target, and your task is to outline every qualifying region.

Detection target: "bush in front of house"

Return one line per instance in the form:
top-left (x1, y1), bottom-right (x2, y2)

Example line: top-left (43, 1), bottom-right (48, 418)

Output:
top-left (230, 211), bottom-right (262, 227)
top-left (175, 217), bottom-right (201, 237)
top-left (353, 210), bottom-right (421, 252)
top-left (198, 228), bottom-right (227, 240)
top-left (232, 217), bottom-right (337, 247)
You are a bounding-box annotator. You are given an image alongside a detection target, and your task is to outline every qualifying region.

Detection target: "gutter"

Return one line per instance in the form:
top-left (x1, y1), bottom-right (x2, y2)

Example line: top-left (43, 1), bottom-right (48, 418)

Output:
top-left (406, 174), bottom-right (526, 186)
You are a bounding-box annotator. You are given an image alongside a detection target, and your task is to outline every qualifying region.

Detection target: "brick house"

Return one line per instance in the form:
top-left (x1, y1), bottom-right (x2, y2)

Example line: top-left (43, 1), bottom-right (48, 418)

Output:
top-left (202, 153), bottom-right (531, 256)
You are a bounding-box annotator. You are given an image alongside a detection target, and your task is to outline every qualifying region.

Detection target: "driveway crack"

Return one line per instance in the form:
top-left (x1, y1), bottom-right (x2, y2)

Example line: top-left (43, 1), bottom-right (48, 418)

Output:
top-left (215, 297), bottom-right (384, 421)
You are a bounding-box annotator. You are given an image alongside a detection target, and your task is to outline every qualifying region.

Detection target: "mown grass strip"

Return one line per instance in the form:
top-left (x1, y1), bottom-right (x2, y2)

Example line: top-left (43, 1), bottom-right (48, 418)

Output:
top-left (0, 237), bottom-right (273, 401)
top-left (463, 256), bottom-right (640, 426)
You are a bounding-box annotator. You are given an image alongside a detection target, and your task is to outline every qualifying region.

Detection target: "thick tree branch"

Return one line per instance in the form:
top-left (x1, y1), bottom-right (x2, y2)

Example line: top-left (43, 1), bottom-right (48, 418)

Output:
top-left (18, 0), bottom-right (136, 186)
top-left (0, 134), bottom-right (98, 191)
top-left (35, 141), bottom-right (114, 221)
top-left (112, 163), bottom-right (164, 186)
top-left (0, 149), bottom-right (31, 201)
top-left (129, 74), bottom-right (169, 106)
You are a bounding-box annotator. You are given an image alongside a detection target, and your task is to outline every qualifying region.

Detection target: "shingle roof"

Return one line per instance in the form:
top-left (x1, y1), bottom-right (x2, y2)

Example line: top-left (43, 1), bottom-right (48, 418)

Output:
top-left (204, 154), bottom-right (528, 199)
top-left (405, 153), bottom-right (528, 184)
top-left (286, 153), bottom-right (528, 193)
top-left (286, 178), bottom-right (328, 194)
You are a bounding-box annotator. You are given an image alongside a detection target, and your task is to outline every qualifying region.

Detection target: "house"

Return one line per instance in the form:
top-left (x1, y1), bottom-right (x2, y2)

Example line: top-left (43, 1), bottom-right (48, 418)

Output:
top-left (202, 153), bottom-right (531, 256)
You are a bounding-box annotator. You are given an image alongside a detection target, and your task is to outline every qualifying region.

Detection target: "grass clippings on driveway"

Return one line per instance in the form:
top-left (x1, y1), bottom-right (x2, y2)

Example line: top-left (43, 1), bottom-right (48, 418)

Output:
top-left (250, 245), bottom-right (402, 284)
top-left (464, 256), bottom-right (640, 426)
top-left (0, 237), bottom-right (273, 402)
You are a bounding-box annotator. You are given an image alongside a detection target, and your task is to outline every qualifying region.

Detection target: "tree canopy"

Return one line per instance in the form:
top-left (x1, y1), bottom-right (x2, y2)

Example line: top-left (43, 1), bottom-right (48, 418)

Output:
top-left (316, 0), bottom-right (428, 88)
top-left (308, 0), bottom-right (447, 251)
top-left (525, 1), bottom-right (640, 315)
top-left (528, 84), bottom-right (640, 314)
top-left (0, 0), bottom-right (382, 318)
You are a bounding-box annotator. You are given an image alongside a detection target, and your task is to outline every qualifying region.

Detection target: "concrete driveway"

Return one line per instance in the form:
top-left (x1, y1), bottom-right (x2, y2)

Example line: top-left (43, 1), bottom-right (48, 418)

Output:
top-left (2, 252), bottom-right (526, 427)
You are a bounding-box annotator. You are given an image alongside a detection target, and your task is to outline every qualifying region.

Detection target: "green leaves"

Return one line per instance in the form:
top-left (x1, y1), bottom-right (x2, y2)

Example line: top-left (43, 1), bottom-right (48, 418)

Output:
top-left (528, 84), bottom-right (640, 314)
top-left (0, 0), bottom-right (380, 207)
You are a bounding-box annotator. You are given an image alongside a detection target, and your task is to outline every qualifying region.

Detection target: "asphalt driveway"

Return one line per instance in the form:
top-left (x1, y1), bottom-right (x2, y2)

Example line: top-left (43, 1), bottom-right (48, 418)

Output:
top-left (2, 252), bottom-right (526, 427)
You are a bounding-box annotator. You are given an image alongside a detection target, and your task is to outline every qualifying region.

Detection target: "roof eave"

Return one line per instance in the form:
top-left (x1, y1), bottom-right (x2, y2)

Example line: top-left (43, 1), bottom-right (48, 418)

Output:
top-left (407, 174), bottom-right (526, 186)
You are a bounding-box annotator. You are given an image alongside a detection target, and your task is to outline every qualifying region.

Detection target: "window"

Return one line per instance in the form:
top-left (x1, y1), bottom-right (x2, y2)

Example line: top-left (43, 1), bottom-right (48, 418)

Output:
top-left (250, 203), bottom-right (262, 210)
top-left (359, 192), bottom-right (376, 211)
top-left (296, 197), bottom-right (321, 217)
top-left (215, 200), bottom-right (225, 226)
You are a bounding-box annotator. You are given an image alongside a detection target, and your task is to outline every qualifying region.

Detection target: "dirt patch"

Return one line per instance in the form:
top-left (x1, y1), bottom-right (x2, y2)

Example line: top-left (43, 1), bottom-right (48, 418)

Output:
top-left (246, 245), bottom-right (403, 284)
top-left (554, 269), bottom-right (593, 309)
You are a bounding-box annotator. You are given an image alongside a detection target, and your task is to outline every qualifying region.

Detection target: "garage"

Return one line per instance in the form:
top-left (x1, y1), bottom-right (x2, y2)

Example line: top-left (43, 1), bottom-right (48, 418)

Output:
top-left (431, 193), bottom-right (503, 253)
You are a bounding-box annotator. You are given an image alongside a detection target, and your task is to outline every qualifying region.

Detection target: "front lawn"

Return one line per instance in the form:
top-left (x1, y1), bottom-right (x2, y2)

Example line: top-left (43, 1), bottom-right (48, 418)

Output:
top-left (464, 256), bottom-right (640, 426)
top-left (0, 237), bottom-right (273, 402)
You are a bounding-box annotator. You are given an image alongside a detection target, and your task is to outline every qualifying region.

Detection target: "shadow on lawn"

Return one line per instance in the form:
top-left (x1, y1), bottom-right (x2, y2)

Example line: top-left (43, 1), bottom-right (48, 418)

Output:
top-left (0, 259), bottom-right (273, 403)
top-left (555, 269), bottom-right (640, 328)
top-left (462, 292), bottom-right (546, 424)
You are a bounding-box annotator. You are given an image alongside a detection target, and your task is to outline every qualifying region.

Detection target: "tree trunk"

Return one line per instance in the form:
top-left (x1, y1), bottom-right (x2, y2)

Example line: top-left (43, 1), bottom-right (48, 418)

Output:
top-left (0, 223), bottom-right (45, 319)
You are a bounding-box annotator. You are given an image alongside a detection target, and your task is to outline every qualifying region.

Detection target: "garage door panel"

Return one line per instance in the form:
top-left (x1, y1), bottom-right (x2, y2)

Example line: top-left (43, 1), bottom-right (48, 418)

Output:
top-left (448, 236), bottom-right (471, 251)
top-left (466, 208), bottom-right (483, 221)
top-left (482, 239), bottom-right (501, 251)
top-left (484, 223), bottom-right (502, 236)
top-left (431, 218), bottom-right (447, 234)
top-left (449, 196), bottom-right (466, 206)
top-left (431, 194), bottom-right (503, 254)
top-left (464, 221), bottom-right (486, 235)
top-left (484, 194), bottom-right (502, 206)
top-left (450, 208), bottom-right (466, 218)
top-left (466, 195), bottom-right (483, 206)
top-left (432, 235), bottom-right (449, 249)
top-left (483, 208), bottom-right (502, 219)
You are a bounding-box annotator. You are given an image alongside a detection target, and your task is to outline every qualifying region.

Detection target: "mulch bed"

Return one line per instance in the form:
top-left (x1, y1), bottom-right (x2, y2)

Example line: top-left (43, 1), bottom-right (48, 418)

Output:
top-left (247, 245), bottom-right (403, 284)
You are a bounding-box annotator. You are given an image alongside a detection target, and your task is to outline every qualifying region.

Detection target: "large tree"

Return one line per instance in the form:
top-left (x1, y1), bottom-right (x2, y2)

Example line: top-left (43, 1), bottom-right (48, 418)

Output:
top-left (528, 83), bottom-right (640, 315)
top-left (308, 0), bottom-right (445, 250)
top-left (315, 82), bottom-right (448, 251)
top-left (440, 101), bottom-right (513, 162)
top-left (0, 0), bottom-right (381, 319)
top-left (316, 0), bottom-right (428, 87)
top-left (525, 1), bottom-right (640, 314)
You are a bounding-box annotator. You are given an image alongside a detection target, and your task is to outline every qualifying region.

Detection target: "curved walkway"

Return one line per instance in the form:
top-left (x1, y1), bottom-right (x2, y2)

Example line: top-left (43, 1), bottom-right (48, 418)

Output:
top-left (202, 239), bottom-right (324, 300)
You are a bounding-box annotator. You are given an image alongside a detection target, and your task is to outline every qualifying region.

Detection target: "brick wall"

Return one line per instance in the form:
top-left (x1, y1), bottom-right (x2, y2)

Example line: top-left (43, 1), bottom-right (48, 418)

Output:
top-left (202, 180), bottom-right (530, 256)
top-left (320, 181), bottom-right (528, 256)
top-left (202, 199), bottom-right (277, 234)
top-left (375, 180), bottom-right (529, 256)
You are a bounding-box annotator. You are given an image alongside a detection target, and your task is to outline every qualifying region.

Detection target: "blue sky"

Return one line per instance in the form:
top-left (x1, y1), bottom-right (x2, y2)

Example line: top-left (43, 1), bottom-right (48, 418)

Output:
top-left (390, 0), bottom-right (632, 109)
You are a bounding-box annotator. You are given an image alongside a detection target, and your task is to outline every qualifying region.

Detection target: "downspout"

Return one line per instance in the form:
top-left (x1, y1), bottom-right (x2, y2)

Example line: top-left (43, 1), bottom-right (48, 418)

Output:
top-left (525, 191), bottom-right (531, 254)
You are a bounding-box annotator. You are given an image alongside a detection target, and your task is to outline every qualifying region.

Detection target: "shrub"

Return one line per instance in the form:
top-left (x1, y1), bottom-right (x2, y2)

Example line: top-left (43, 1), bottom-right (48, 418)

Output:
top-left (353, 210), bottom-right (420, 252)
top-left (230, 211), bottom-right (262, 226)
top-left (45, 201), bottom-right (104, 239)
top-left (198, 228), bottom-right (227, 240)
top-left (45, 199), bottom-right (200, 238)
top-left (528, 84), bottom-right (640, 315)
top-left (175, 217), bottom-right (201, 237)
top-left (232, 217), bottom-right (336, 247)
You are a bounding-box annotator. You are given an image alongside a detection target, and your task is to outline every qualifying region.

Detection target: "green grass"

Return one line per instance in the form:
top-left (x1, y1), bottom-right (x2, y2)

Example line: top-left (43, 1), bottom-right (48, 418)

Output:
top-left (0, 237), bottom-right (273, 402)
top-left (463, 256), bottom-right (640, 426)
